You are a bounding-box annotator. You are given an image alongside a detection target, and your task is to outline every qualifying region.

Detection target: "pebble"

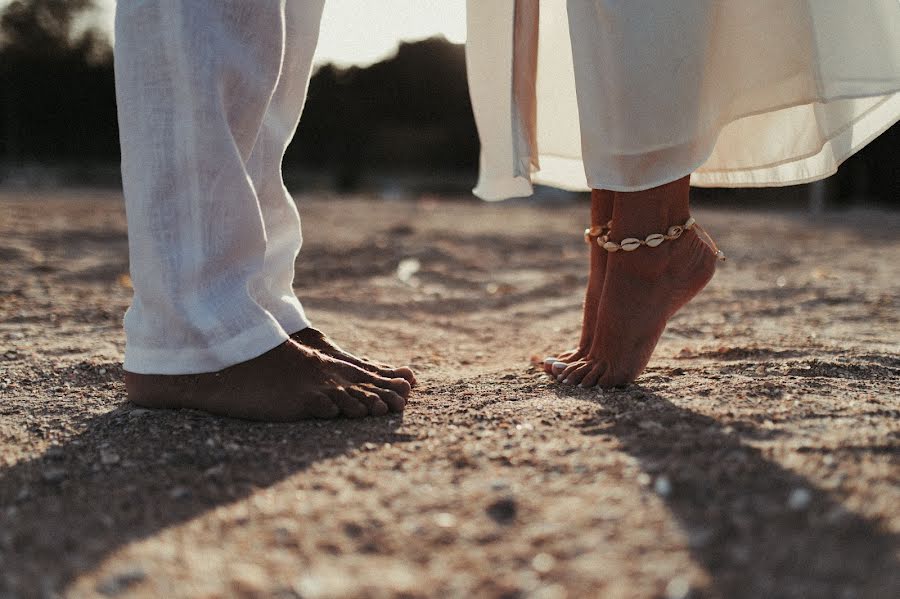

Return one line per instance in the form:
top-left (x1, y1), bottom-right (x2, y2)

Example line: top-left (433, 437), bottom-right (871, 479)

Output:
top-left (229, 563), bottom-right (268, 596)
top-left (489, 478), bottom-right (510, 490)
top-left (531, 553), bottom-right (556, 573)
top-left (654, 475), bottom-right (672, 497)
top-left (787, 487), bottom-right (812, 511)
top-left (665, 576), bottom-right (691, 599)
top-left (100, 450), bottom-right (120, 465)
top-left (434, 512), bottom-right (457, 528)
top-left (96, 567), bottom-right (146, 596)
top-left (169, 486), bottom-right (190, 499)
top-left (486, 497), bottom-right (517, 524)
top-left (42, 468), bottom-right (67, 483)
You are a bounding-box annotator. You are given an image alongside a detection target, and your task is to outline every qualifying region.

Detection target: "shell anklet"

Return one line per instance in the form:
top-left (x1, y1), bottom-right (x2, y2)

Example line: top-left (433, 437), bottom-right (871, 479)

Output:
top-left (586, 216), bottom-right (725, 261)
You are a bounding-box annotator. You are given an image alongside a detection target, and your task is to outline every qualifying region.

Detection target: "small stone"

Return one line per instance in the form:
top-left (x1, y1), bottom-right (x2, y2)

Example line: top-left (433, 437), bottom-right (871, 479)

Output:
top-left (486, 497), bottom-right (517, 524)
top-left (203, 464), bottom-right (224, 477)
top-left (490, 479), bottom-right (510, 491)
top-left (665, 576), bottom-right (691, 599)
top-left (654, 475), bottom-right (672, 497)
top-left (396, 257), bottom-right (421, 283)
top-left (100, 450), bottom-right (120, 465)
top-left (229, 563), bottom-right (268, 595)
top-left (169, 486), bottom-right (190, 499)
top-left (531, 553), bottom-right (556, 573)
top-left (98, 368), bottom-right (107, 375)
top-left (434, 512), bottom-right (456, 528)
top-left (788, 488), bottom-right (812, 511)
top-left (42, 468), bottom-right (67, 483)
top-left (96, 567), bottom-right (146, 596)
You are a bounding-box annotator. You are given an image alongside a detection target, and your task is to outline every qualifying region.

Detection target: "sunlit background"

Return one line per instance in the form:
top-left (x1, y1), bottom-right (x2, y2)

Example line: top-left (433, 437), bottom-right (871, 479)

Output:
top-left (0, 0), bottom-right (468, 67)
top-left (0, 0), bottom-right (896, 206)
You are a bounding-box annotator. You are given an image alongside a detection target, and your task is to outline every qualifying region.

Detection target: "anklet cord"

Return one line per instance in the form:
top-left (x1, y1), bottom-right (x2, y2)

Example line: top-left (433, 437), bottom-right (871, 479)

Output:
top-left (584, 220), bottom-right (613, 243)
top-left (592, 216), bottom-right (725, 260)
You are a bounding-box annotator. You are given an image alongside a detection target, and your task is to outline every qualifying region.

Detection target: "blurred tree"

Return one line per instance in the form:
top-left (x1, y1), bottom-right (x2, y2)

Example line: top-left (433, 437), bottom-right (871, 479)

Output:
top-left (0, 0), bottom-right (108, 61)
top-left (0, 0), bottom-right (115, 165)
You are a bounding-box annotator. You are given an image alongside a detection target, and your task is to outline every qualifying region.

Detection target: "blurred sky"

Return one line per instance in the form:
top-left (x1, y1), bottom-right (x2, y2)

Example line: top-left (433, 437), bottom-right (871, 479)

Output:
top-left (0, 0), bottom-right (467, 67)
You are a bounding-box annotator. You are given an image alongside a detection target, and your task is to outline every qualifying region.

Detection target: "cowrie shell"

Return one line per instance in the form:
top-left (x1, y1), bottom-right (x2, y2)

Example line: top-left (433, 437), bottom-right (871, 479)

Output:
top-left (645, 233), bottom-right (665, 247)
top-left (620, 238), bottom-right (642, 251)
top-left (603, 241), bottom-right (620, 252)
top-left (667, 225), bottom-right (683, 238)
top-left (684, 216), bottom-right (696, 229)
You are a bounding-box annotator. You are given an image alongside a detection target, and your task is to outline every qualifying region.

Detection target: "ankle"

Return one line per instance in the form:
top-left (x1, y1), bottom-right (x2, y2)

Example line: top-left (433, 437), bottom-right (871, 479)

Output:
top-left (609, 176), bottom-right (690, 239)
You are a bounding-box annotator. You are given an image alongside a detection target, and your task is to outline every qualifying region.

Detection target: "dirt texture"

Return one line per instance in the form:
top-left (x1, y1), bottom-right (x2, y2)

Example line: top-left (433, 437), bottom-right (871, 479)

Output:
top-left (0, 189), bottom-right (898, 599)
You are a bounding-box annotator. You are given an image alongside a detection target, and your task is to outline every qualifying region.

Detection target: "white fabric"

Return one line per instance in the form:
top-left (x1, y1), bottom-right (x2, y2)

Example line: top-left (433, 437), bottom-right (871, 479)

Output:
top-left (467, 0), bottom-right (900, 199)
top-left (115, 0), bottom-right (326, 374)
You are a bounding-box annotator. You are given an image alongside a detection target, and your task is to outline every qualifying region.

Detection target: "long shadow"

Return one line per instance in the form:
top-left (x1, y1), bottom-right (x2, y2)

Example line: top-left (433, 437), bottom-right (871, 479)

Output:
top-left (0, 404), bottom-right (410, 596)
top-left (569, 387), bottom-right (899, 599)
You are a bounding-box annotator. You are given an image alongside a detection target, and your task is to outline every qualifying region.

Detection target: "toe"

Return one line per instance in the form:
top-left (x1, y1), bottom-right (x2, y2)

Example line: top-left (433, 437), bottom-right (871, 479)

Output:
top-left (578, 363), bottom-right (605, 388)
top-left (543, 357), bottom-right (558, 374)
top-left (567, 362), bottom-right (594, 386)
top-left (307, 392), bottom-right (340, 419)
top-left (371, 386), bottom-right (406, 413)
top-left (551, 361), bottom-right (568, 376)
top-left (596, 366), bottom-right (629, 389)
top-left (328, 388), bottom-right (368, 418)
top-left (559, 349), bottom-right (581, 362)
top-left (348, 386), bottom-right (389, 416)
top-left (378, 376), bottom-right (412, 398)
top-left (391, 366), bottom-right (417, 387)
top-left (559, 361), bottom-right (584, 384)
top-left (340, 363), bottom-right (412, 397)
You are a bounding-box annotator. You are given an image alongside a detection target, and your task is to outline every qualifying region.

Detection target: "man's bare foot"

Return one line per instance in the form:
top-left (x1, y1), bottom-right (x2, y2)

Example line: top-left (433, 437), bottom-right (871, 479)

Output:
top-left (125, 340), bottom-right (411, 421)
top-left (542, 189), bottom-right (613, 376)
top-left (556, 176), bottom-right (718, 388)
top-left (291, 327), bottom-right (417, 387)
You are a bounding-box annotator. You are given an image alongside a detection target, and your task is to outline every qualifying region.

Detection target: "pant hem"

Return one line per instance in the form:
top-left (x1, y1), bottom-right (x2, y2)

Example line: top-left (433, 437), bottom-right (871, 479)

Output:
top-left (124, 320), bottom-right (290, 375)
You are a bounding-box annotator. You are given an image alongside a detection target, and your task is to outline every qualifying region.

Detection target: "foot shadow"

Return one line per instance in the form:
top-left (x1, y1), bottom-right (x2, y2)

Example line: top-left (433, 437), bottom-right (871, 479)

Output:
top-left (0, 404), bottom-right (410, 596)
top-left (567, 387), bottom-right (899, 598)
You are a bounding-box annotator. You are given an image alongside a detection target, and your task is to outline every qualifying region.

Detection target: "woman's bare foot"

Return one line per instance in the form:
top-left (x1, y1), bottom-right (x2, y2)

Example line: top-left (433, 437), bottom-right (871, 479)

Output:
top-left (542, 190), bottom-right (613, 375)
top-left (125, 340), bottom-right (411, 421)
top-left (291, 327), bottom-right (417, 387)
top-left (555, 176), bottom-right (718, 388)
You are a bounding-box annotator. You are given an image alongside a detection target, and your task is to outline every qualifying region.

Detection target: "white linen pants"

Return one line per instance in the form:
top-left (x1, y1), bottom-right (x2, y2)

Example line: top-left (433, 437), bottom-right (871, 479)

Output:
top-left (115, 0), bottom-right (326, 374)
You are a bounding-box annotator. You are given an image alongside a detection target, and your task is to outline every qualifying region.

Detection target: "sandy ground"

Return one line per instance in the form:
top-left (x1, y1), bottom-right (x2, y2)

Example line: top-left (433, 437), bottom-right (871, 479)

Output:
top-left (0, 189), bottom-right (898, 599)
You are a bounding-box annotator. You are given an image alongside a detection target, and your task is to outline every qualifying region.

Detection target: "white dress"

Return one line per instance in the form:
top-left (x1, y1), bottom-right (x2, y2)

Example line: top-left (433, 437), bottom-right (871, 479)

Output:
top-left (466, 0), bottom-right (900, 199)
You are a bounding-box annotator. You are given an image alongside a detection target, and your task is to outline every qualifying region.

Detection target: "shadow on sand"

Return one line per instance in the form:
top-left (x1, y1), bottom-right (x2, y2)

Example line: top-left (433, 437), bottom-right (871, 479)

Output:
top-left (567, 385), bottom-right (899, 598)
top-left (0, 404), bottom-right (410, 596)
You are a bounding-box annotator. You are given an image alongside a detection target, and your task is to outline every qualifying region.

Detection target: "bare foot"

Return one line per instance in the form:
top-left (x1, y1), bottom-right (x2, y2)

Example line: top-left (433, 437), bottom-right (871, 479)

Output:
top-left (542, 190), bottom-right (613, 376)
top-left (558, 228), bottom-right (717, 388)
top-left (125, 340), bottom-right (411, 421)
top-left (291, 327), bottom-right (417, 387)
